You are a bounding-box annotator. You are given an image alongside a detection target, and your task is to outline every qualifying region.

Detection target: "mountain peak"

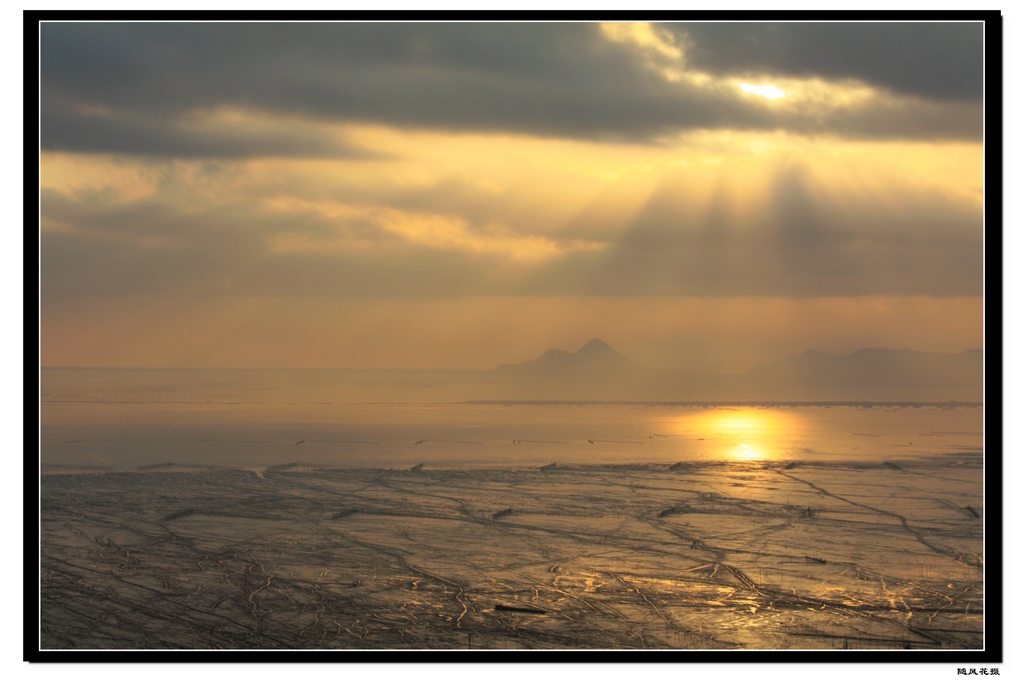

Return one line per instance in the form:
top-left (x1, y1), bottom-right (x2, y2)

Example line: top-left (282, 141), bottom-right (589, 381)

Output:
top-left (575, 338), bottom-right (619, 356)
top-left (494, 338), bottom-right (633, 377)
top-left (581, 338), bottom-right (611, 350)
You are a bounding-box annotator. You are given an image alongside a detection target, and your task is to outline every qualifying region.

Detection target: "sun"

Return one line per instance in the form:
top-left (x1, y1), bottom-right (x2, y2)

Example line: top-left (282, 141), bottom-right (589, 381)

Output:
top-left (738, 82), bottom-right (786, 100)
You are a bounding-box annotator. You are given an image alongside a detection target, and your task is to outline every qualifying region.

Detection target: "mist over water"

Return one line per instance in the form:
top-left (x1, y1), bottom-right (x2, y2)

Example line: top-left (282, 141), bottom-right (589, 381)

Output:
top-left (41, 368), bottom-right (982, 471)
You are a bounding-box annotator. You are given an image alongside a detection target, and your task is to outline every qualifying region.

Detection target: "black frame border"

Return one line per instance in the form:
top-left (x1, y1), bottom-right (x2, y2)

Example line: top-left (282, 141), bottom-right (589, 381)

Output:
top-left (25, 8), bottom-right (1004, 665)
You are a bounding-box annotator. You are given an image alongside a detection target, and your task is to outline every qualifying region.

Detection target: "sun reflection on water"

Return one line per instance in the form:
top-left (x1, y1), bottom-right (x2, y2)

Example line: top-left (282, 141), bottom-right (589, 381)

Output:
top-left (674, 408), bottom-right (802, 462)
top-left (733, 443), bottom-right (764, 461)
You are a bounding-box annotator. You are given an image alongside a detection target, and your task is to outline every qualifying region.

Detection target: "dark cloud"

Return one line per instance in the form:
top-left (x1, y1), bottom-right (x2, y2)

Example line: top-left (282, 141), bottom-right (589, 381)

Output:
top-left (40, 189), bottom-right (515, 300)
top-left (41, 99), bottom-right (384, 159)
top-left (666, 22), bottom-right (984, 102)
top-left (41, 223), bottom-right (512, 301)
top-left (39, 21), bottom-right (984, 156)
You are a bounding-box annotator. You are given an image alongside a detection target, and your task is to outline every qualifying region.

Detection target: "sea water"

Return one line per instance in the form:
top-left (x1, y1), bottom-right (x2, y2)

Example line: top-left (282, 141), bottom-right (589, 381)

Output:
top-left (40, 368), bottom-right (984, 471)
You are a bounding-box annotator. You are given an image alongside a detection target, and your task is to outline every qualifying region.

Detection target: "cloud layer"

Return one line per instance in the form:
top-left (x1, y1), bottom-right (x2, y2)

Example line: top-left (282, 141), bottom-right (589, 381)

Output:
top-left (41, 21), bottom-right (985, 159)
top-left (41, 127), bottom-right (983, 302)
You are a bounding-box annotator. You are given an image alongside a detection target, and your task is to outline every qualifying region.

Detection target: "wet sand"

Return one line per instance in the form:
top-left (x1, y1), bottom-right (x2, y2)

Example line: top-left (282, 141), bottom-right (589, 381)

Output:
top-left (40, 454), bottom-right (983, 649)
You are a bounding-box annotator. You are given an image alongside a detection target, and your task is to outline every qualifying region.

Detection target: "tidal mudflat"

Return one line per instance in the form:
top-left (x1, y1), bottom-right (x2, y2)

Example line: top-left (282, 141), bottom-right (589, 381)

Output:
top-left (40, 454), bottom-right (983, 650)
top-left (39, 370), bottom-right (986, 650)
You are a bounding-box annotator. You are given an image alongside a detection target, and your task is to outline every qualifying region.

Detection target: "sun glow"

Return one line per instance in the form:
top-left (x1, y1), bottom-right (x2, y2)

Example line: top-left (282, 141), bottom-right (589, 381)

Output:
top-left (675, 408), bottom-right (803, 461)
top-left (738, 83), bottom-right (787, 100)
top-left (733, 443), bottom-right (765, 461)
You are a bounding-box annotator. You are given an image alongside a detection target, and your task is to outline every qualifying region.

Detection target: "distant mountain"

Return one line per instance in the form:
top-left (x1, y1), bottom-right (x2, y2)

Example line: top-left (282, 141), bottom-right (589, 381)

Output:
top-left (490, 343), bottom-right (982, 400)
top-left (495, 338), bottom-right (635, 378)
top-left (747, 347), bottom-right (983, 391)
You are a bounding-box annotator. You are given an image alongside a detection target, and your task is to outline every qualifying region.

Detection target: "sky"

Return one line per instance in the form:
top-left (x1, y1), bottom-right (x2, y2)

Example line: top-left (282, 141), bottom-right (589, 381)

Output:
top-left (39, 20), bottom-right (986, 371)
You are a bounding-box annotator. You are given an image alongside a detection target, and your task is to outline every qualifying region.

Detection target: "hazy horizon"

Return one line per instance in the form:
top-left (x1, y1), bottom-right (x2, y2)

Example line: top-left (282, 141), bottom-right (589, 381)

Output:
top-left (39, 340), bottom-right (984, 373)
